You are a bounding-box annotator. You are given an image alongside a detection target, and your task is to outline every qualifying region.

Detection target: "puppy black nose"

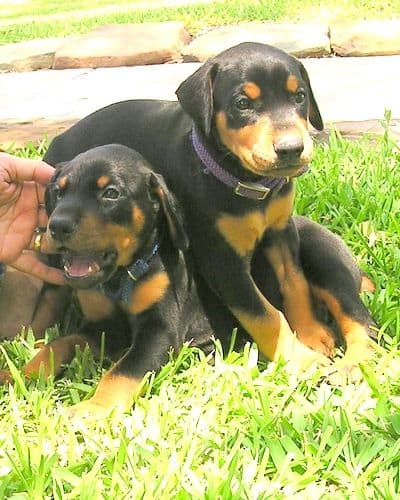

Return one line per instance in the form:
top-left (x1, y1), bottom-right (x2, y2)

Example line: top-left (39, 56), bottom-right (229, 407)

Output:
top-left (274, 136), bottom-right (304, 162)
top-left (49, 215), bottom-right (76, 241)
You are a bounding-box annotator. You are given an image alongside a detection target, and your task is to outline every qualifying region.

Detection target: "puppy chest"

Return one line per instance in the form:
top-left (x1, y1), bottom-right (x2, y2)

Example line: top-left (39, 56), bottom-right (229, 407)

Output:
top-left (216, 189), bottom-right (294, 256)
top-left (77, 289), bottom-right (115, 322)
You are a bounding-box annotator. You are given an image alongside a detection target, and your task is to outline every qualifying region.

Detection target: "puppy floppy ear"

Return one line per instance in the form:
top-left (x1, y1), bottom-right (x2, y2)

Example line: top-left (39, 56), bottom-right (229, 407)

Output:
top-left (299, 62), bottom-right (323, 131)
top-left (149, 173), bottom-right (189, 252)
top-left (176, 61), bottom-right (219, 136)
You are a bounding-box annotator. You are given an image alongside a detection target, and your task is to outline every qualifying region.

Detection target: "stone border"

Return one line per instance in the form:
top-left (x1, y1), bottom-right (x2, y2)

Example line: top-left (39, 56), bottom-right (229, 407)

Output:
top-left (1, 19), bottom-right (400, 72)
top-left (2, 118), bottom-right (399, 150)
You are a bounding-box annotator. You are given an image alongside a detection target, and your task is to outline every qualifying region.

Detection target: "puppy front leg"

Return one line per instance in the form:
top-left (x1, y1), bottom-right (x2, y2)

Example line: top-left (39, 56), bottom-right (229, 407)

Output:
top-left (199, 249), bottom-right (328, 370)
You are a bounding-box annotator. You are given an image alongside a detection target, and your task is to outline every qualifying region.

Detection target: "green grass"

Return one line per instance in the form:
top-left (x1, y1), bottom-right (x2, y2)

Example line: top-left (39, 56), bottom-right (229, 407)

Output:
top-left (0, 127), bottom-right (399, 497)
top-left (0, 0), bottom-right (147, 19)
top-left (1, 0), bottom-right (400, 44)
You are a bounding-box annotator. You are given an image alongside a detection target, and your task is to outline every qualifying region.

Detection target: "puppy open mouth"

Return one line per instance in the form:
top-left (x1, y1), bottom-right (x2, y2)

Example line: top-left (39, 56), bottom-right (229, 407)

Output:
top-left (63, 254), bottom-right (101, 279)
top-left (62, 249), bottom-right (117, 288)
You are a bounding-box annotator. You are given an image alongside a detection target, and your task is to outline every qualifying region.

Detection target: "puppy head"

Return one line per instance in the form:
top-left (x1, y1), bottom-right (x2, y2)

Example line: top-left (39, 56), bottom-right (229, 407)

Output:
top-left (43, 144), bottom-right (188, 289)
top-left (176, 42), bottom-right (323, 178)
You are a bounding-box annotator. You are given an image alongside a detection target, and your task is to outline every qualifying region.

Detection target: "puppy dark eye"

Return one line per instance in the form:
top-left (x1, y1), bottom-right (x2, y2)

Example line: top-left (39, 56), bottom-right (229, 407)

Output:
top-left (236, 97), bottom-right (252, 110)
top-left (102, 187), bottom-right (120, 200)
top-left (54, 187), bottom-right (62, 199)
top-left (294, 91), bottom-right (306, 104)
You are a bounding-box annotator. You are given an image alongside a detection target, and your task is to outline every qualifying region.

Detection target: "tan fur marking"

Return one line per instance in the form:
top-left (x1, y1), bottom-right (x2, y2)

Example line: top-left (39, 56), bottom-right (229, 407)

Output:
top-left (266, 245), bottom-right (334, 356)
top-left (130, 271), bottom-right (170, 314)
top-left (313, 287), bottom-right (369, 345)
top-left (216, 188), bottom-right (294, 255)
top-left (243, 81), bottom-right (261, 100)
top-left (76, 372), bottom-right (141, 413)
top-left (216, 111), bottom-right (275, 174)
top-left (97, 175), bottom-right (110, 189)
top-left (216, 112), bottom-right (313, 175)
top-left (231, 303), bottom-right (325, 367)
top-left (217, 212), bottom-right (265, 256)
top-left (265, 187), bottom-right (295, 231)
top-left (77, 289), bottom-right (115, 321)
top-left (23, 334), bottom-right (88, 379)
top-left (57, 214), bottom-right (139, 267)
top-left (132, 206), bottom-right (145, 233)
top-left (58, 176), bottom-right (68, 190)
top-left (286, 74), bottom-right (299, 93)
top-left (312, 286), bottom-right (373, 368)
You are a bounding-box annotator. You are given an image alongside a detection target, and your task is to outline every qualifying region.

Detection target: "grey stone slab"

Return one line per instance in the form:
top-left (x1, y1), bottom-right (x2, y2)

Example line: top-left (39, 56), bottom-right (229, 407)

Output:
top-left (182, 23), bottom-right (330, 61)
top-left (53, 22), bottom-right (191, 69)
top-left (0, 38), bottom-right (64, 72)
top-left (331, 20), bottom-right (400, 56)
top-left (1, 56), bottom-right (399, 147)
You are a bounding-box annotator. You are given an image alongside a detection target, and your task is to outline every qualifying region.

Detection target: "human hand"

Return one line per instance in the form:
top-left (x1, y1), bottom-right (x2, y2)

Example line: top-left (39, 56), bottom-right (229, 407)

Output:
top-left (0, 153), bottom-right (65, 285)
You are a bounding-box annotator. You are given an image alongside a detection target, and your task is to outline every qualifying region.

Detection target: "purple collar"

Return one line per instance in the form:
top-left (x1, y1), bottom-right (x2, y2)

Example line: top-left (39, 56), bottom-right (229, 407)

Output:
top-left (191, 126), bottom-right (287, 201)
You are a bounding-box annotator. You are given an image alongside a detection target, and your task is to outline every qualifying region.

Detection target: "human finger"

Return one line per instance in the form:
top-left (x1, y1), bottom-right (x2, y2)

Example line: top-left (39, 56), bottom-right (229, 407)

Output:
top-left (10, 252), bottom-right (65, 285)
top-left (0, 153), bottom-right (55, 186)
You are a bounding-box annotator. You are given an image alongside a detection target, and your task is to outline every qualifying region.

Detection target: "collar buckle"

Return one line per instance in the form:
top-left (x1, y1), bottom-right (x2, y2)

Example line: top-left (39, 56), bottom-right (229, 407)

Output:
top-left (234, 181), bottom-right (270, 200)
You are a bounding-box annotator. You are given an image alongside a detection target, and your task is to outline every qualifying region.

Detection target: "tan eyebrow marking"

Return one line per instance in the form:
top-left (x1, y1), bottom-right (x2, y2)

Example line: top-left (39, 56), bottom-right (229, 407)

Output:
top-left (58, 176), bottom-right (68, 189)
top-left (286, 75), bottom-right (299, 93)
top-left (243, 82), bottom-right (261, 100)
top-left (97, 175), bottom-right (110, 189)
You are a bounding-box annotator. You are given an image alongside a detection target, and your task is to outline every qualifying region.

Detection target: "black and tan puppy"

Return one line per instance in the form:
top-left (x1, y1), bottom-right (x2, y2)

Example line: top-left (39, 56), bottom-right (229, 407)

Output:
top-left (0, 144), bottom-right (220, 414)
top-left (44, 43), bottom-right (376, 374)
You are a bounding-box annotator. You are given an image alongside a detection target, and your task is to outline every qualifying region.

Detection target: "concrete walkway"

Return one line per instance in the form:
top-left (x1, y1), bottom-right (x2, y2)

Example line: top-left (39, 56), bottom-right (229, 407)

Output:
top-left (1, 54), bottom-right (400, 147)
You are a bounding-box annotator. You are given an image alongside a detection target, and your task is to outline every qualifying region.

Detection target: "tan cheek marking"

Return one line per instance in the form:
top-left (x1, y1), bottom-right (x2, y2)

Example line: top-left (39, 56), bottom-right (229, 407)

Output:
top-left (216, 111), bottom-right (262, 150)
top-left (97, 175), bottom-right (110, 189)
top-left (71, 215), bottom-right (139, 267)
top-left (295, 117), bottom-right (314, 161)
top-left (130, 271), bottom-right (170, 314)
top-left (132, 206), bottom-right (145, 233)
top-left (215, 112), bottom-right (276, 172)
top-left (243, 81), bottom-right (261, 100)
top-left (216, 211), bottom-right (265, 257)
top-left (264, 187), bottom-right (295, 231)
top-left (77, 289), bottom-right (115, 322)
top-left (286, 75), bottom-right (299, 93)
top-left (58, 176), bottom-right (68, 190)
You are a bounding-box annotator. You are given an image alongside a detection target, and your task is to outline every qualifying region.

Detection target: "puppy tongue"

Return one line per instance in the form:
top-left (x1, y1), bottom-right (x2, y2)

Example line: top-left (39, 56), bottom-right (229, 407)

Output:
top-left (66, 256), bottom-right (94, 278)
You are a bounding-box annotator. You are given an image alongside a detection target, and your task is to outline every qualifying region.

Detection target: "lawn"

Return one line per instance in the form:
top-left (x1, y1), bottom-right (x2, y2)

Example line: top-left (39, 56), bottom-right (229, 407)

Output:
top-left (0, 126), bottom-right (399, 498)
top-left (1, 0), bottom-right (400, 44)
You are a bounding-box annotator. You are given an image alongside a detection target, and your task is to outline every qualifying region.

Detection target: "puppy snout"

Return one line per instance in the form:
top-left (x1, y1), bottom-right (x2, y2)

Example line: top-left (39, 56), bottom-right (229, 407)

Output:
top-left (49, 215), bottom-right (77, 242)
top-left (273, 136), bottom-right (304, 162)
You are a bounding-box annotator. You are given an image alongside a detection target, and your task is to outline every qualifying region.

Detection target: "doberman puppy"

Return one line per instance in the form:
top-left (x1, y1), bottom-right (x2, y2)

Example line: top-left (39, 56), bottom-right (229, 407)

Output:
top-left (0, 144), bottom-right (220, 414)
top-left (44, 42), bottom-right (377, 374)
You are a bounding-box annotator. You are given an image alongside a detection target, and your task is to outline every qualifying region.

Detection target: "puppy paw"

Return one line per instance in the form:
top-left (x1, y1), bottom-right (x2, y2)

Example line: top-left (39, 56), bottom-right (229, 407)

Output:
top-left (275, 312), bottom-right (331, 372)
top-left (325, 338), bottom-right (375, 385)
top-left (67, 399), bottom-right (114, 419)
top-left (296, 322), bottom-right (335, 358)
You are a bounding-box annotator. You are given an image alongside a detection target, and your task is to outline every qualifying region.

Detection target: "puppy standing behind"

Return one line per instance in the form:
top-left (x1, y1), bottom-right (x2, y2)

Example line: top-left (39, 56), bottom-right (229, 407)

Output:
top-left (0, 144), bottom-right (218, 415)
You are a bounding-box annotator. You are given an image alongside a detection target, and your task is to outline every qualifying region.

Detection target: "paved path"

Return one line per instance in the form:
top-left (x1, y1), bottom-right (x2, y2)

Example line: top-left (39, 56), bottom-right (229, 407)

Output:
top-left (1, 55), bottom-right (400, 147)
